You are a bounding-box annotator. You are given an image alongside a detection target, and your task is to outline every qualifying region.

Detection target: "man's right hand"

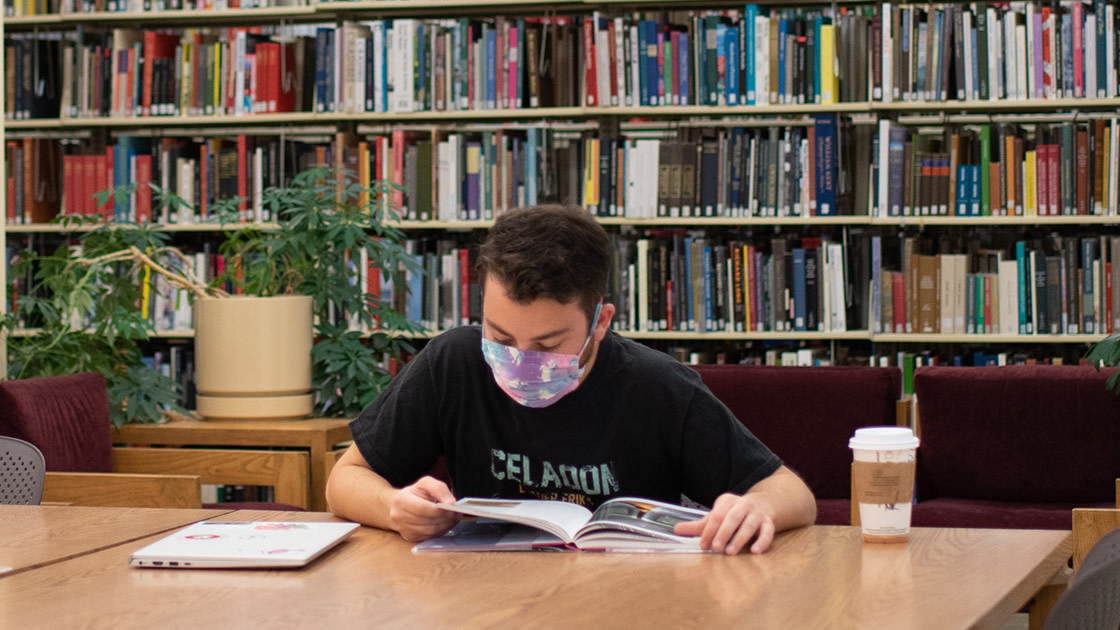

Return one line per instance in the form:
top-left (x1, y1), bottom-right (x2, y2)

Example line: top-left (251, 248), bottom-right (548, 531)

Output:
top-left (388, 476), bottom-right (461, 542)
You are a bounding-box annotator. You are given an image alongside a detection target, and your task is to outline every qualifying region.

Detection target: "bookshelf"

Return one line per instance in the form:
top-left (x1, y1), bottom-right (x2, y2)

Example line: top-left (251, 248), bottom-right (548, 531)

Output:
top-left (4, 0), bottom-right (1120, 376)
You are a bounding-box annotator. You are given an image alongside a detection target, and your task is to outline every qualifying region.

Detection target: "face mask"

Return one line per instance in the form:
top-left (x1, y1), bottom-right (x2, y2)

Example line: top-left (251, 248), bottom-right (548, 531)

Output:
top-left (481, 303), bottom-right (603, 408)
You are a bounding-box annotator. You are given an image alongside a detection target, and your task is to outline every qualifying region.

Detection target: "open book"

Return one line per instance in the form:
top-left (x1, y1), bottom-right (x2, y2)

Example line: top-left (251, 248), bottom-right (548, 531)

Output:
top-left (413, 497), bottom-right (709, 552)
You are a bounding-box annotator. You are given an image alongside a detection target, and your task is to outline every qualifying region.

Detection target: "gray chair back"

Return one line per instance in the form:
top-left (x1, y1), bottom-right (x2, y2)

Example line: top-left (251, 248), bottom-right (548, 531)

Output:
top-left (1045, 527), bottom-right (1120, 630)
top-left (0, 436), bottom-right (46, 505)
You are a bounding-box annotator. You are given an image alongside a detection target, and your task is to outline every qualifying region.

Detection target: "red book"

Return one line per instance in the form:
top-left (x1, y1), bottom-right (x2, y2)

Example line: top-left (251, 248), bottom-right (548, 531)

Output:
top-left (5, 142), bottom-right (16, 224)
top-left (1047, 144), bottom-right (1060, 216)
top-left (605, 18), bottom-right (618, 106)
top-left (97, 149), bottom-right (113, 219)
top-left (746, 245), bottom-right (759, 331)
top-left (1041, 7), bottom-right (1053, 97)
top-left (892, 272), bottom-right (906, 333)
top-left (507, 24), bottom-right (519, 109)
top-left (62, 154), bottom-right (76, 217)
top-left (391, 129), bottom-right (406, 210)
top-left (142, 32), bottom-right (178, 116)
top-left (1036, 145), bottom-right (1049, 217)
top-left (459, 247), bottom-right (471, 325)
top-left (1076, 128), bottom-right (1089, 215)
top-left (276, 41), bottom-right (296, 113)
top-left (583, 17), bottom-right (598, 106)
top-left (237, 134), bottom-right (249, 221)
top-left (134, 154), bottom-right (152, 223)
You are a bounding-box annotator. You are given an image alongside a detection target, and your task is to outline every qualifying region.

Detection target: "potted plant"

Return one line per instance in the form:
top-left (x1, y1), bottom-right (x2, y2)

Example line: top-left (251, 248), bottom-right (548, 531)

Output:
top-left (1, 167), bottom-right (421, 427)
top-left (1086, 333), bottom-right (1120, 393)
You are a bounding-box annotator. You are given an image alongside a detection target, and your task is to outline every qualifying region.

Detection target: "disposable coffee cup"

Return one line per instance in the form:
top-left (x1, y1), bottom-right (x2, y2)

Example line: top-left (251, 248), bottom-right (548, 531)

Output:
top-left (849, 427), bottom-right (919, 544)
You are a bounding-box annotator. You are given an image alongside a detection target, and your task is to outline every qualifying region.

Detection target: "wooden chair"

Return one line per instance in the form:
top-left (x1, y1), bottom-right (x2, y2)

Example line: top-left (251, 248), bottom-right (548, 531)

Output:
top-left (42, 472), bottom-right (202, 508)
top-left (113, 447), bottom-right (310, 509)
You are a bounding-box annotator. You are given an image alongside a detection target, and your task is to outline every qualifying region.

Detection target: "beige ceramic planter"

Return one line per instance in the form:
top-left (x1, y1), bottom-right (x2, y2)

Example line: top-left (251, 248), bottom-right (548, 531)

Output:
top-left (194, 295), bottom-right (313, 420)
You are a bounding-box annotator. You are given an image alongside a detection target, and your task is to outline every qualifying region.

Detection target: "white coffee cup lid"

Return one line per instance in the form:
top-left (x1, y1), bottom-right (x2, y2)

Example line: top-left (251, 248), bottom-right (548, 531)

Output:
top-left (849, 426), bottom-right (919, 450)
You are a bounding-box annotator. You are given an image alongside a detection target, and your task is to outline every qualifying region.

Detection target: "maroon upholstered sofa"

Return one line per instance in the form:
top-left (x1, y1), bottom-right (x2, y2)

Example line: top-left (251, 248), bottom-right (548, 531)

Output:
top-left (911, 365), bottom-right (1120, 530)
top-left (691, 364), bottom-right (904, 526)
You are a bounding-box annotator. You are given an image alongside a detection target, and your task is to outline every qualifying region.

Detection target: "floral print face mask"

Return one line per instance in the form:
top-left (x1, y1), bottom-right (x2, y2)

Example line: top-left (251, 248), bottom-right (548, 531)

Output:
top-left (481, 303), bottom-right (602, 408)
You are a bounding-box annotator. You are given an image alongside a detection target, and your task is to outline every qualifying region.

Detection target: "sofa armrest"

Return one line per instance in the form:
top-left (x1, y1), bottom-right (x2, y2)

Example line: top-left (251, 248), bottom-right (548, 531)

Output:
top-left (42, 472), bottom-right (202, 508)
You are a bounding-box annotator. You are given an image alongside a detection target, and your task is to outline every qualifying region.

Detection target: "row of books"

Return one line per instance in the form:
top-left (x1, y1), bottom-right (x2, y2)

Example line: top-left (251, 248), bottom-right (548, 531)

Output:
top-left (9, 230), bottom-right (1115, 345)
top-left (882, 1), bottom-right (1120, 102)
top-left (5, 135), bottom-right (323, 225)
top-left (16, 2), bottom-right (1120, 121)
top-left (875, 118), bottom-right (1120, 218)
top-left (606, 232), bottom-right (860, 335)
top-left (600, 231), bottom-right (1119, 337)
top-left (12, 118), bottom-right (1120, 226)
top-left (875, 234), bottom-right (1119, 338)
top-left (6, 0), bottom-right (301, 16)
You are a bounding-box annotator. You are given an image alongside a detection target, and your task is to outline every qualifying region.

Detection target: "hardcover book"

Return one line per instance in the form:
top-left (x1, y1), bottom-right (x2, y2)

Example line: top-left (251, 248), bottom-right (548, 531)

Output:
top-left (415, 497), bottom-right (709, 553)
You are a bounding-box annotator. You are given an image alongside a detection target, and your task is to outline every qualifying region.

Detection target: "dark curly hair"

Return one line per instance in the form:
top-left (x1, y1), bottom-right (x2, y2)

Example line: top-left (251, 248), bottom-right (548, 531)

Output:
top-left (477, 205), bottom-right (610, 322)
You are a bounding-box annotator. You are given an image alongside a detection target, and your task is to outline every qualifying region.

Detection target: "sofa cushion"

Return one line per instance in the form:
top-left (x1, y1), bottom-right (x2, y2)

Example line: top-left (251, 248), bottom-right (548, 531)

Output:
top-left (911, 498), bottom-right (1115, 531)
top-left (690, 364), bottom-right (902, 503)
top-left (914, 365), bottom-right (1120, 505)
top-left (0, 373), bottom-right (113, 473)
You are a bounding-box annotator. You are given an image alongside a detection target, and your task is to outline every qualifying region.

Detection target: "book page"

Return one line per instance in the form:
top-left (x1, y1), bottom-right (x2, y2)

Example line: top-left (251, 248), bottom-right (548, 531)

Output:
top-left (435, 498), bottom-right (593, 543)
top-left (575, 498), bottom-right (708, 544)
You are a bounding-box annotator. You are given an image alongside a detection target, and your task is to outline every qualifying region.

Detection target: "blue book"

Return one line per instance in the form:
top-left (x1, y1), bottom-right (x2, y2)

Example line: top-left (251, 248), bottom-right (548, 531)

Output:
top-left (813, 115), bottom-right (836, 216)
top-left (485, 26), bottom-right (496, 109)
top-left (715, 24), bottom-right (728, 105)
top-left (644, 20), bottom-right (659, 107)
top-left (970, 164), bottom-right (981, 216)
top-left (956, 164), bottom-right (969, 216)
top-left (792, 247), bottom-right (807, 331)
top-left (726, 27), bottom-right (739, 105)
top-left (745, 4), bottom-right (759, 104)
top-left (777, 18), bottom-right (788, 103)
top-left (415, 22), bottom-right (427, 109)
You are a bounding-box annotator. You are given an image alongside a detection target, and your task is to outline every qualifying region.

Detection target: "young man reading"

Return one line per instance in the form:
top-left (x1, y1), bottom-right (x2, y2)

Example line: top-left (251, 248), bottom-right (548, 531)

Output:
top-left (327, 205), bottom-right (816, 554)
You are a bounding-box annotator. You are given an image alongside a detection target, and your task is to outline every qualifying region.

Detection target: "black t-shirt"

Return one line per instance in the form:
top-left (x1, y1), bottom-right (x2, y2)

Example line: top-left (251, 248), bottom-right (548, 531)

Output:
top-left (350, 326), bottom-right (782, 510)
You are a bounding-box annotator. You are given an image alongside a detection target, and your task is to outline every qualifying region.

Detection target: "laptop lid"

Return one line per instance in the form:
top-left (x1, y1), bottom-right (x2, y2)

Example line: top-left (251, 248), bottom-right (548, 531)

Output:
top-left (129, 521), bottom-right (360, 569)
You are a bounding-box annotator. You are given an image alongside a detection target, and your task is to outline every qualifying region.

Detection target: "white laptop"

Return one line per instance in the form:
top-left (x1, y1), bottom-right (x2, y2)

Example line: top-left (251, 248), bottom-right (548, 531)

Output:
top-left (129, 521), bottom-right (360, 569)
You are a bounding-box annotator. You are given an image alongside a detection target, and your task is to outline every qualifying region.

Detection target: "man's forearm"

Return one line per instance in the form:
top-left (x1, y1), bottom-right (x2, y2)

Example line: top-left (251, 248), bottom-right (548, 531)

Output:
top-left (747, 465), bottom-right (818, 532)
top-left (325, 444), bottom-right (399, 531)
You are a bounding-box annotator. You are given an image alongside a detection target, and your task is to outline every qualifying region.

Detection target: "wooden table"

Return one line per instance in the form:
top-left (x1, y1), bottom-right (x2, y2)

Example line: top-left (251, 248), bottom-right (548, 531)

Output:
top-left (0, 510), bottom-right (1072, 630)
top-left (0, 505), bottom-right (230, 577)
top-left (112, 417), bottom-right (353, 511)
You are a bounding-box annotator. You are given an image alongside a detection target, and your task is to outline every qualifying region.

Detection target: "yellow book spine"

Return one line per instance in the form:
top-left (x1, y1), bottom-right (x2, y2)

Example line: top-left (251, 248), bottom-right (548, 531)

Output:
top-left (1023, 150), bottom-right (1037, 216)
top-left (819, 24), bottom-right (838, 105)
